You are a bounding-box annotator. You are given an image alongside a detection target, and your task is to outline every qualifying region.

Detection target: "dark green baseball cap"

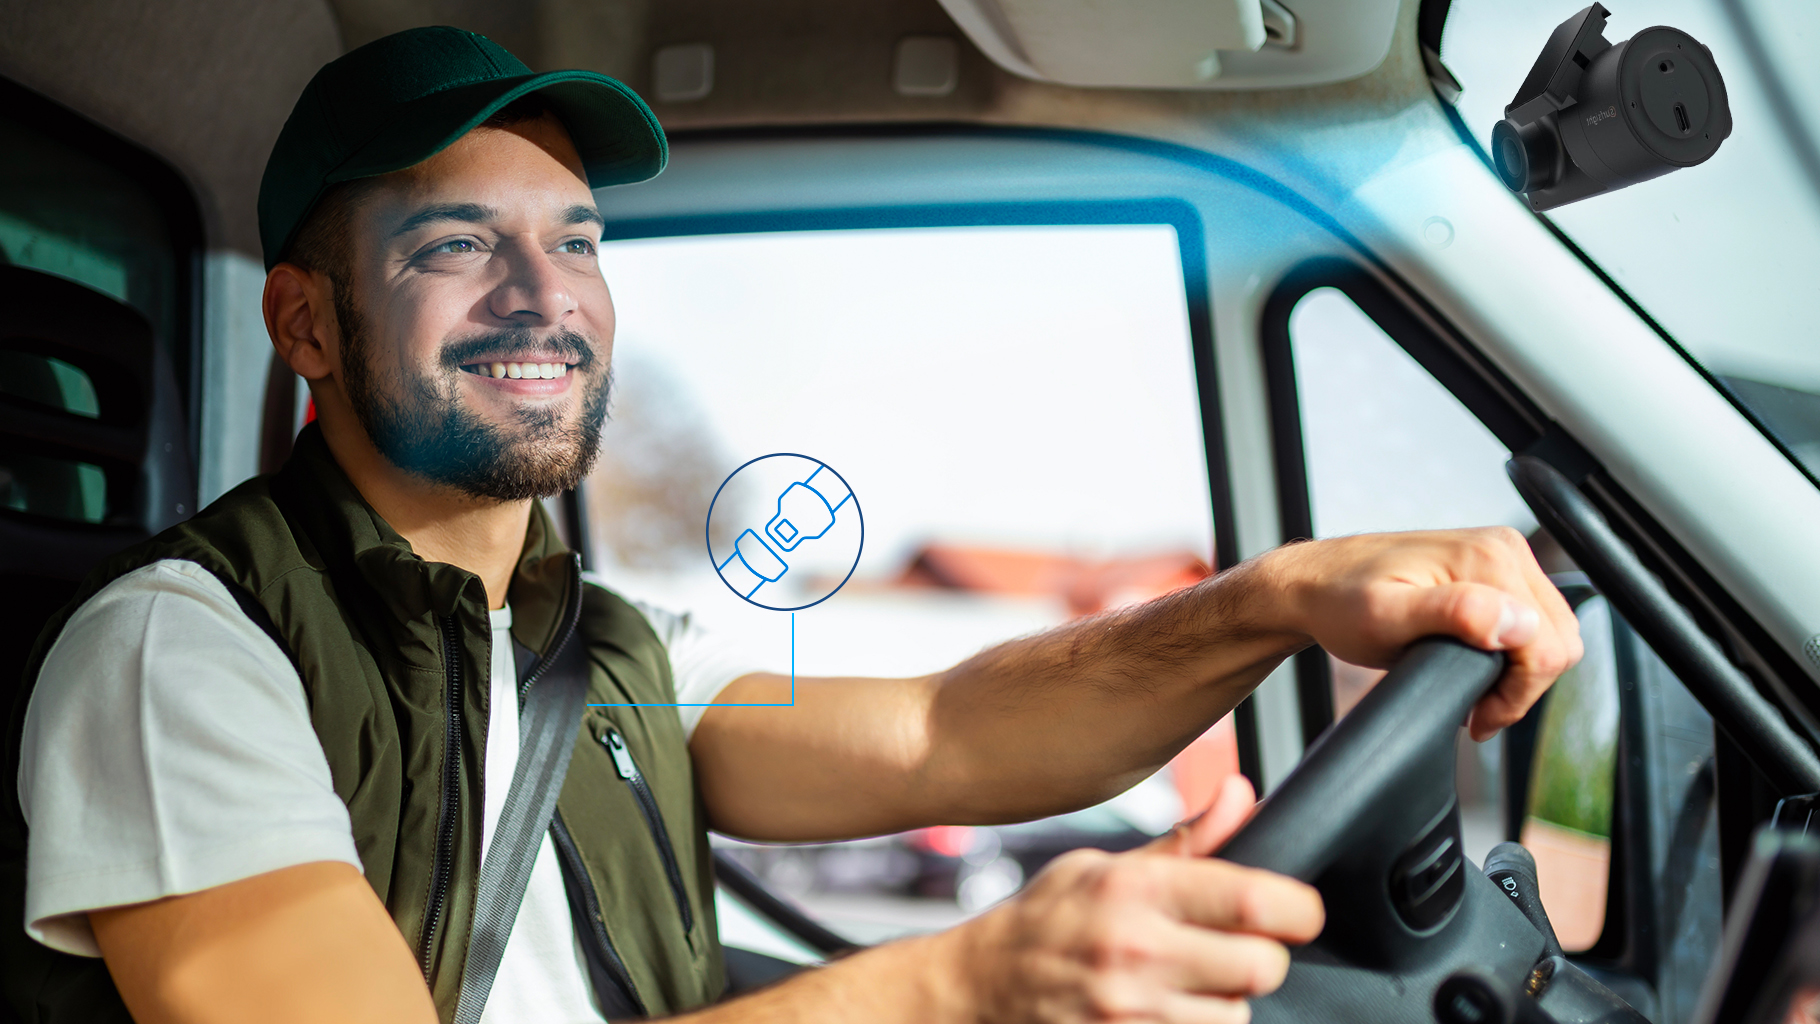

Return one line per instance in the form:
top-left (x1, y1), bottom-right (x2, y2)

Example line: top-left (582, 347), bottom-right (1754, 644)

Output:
top-left (258, 25), bottom-right (666, 269)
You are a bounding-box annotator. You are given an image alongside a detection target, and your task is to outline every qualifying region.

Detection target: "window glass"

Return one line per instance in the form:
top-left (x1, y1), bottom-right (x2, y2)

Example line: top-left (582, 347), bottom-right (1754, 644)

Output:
top-left (0, 111), bottom-right (181, 354)
top-left (0, 351), bottom-right (100, 419)
top-left (0, 453), bottom-right (105, 524)
top-left (1291, 288), bottom-right (1536, 541)
top-left (1287, 286), bottom-right (1538, 865)
top-left (1519, 591), bottom-right (1720, 1008)
top-left (1522, 595), bottom-right (1620, 953)
top-left (1443, 0), bottom-right (1820, 481)
top-left (1, 103), bottom-right (185, 527)
top-left (589, 224), bottom-right (1224, 947)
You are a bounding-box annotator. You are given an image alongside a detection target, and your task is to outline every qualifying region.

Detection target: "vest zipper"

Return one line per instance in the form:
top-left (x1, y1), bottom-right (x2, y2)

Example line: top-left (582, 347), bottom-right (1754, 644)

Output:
top-left (516, 556), bottom-right (584, 707)
top-left (419, 613), bottom-right (464, 978)
top-left (603, 728), bottom-right (696, 935)
top-left (551, 811), bottom-right (648, 1018)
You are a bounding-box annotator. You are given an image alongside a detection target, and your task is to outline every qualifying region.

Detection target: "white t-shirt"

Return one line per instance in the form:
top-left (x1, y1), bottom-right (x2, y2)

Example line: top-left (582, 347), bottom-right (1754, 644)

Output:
top-left (18, 558), bottom-right (759, 1022)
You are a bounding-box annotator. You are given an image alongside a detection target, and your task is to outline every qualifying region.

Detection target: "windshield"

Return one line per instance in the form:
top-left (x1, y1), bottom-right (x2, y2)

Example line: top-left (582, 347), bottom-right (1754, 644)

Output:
top-left (1442, 0), bottom-right (1820, 481)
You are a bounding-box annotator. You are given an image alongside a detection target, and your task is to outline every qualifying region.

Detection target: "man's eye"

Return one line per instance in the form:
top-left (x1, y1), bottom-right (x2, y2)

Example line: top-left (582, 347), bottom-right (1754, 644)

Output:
top-left (429, 239), bottom-right (479, 254)
top-left (559, 239), bottom-right (597, 256)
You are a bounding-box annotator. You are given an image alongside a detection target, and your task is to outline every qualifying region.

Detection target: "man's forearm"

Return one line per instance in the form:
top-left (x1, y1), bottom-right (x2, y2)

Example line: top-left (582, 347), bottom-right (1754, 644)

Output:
top-left (695, 553), bottom-right (1308, 840)
top-left (911, 553), bottom-right (1307, 823)
top-left (669, 932), bottom-right (965, 1024)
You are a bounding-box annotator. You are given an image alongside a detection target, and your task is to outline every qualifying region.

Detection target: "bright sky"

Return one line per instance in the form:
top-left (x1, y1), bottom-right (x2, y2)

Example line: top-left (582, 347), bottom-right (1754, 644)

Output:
top-left (597, 224), bottom-right (1217, 579)
top-left (1292, 288), bottom-right (1537, 539)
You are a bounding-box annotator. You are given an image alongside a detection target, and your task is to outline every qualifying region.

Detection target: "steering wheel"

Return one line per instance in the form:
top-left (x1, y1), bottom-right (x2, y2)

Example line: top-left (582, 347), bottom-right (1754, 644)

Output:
top-left (1217, 639), bottom-right (1650, 1024)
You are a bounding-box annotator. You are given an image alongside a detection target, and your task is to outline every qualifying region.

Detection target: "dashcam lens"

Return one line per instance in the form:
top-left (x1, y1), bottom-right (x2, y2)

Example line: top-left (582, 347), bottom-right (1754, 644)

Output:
top-left (1491, 118), bottom-right (1561, 194)
top-left (1492, 123), bottom-right (1528, 191)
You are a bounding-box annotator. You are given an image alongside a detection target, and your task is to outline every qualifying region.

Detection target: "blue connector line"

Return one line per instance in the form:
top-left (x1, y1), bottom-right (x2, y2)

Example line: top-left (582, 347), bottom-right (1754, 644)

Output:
top-left (587, 613), bottom-right (796, 708)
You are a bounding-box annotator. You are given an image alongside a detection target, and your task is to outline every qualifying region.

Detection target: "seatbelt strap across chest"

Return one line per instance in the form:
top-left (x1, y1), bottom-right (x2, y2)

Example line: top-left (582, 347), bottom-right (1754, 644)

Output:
top-left (453, 595), bottom-right (591, 1024)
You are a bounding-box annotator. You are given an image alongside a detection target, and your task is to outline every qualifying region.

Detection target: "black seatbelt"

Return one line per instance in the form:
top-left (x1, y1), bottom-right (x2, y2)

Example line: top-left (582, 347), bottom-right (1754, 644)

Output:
top-left (453, 601), bottom-right (590, 1024)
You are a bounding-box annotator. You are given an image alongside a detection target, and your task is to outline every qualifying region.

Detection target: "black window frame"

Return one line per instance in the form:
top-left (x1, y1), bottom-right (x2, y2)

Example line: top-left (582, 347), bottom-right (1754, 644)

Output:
top-left (1259, 255), bottom-right (1818, 761)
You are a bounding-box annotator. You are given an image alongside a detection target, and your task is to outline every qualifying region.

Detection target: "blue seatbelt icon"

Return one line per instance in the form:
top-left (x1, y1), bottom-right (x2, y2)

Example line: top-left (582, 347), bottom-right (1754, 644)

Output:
top-left (715, 465), bottom-right (854, 599)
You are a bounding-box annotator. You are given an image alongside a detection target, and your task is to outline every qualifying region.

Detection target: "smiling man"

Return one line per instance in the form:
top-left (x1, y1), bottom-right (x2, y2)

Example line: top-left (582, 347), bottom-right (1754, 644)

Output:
top-left (1, 26), bottom-right (1580, 1024)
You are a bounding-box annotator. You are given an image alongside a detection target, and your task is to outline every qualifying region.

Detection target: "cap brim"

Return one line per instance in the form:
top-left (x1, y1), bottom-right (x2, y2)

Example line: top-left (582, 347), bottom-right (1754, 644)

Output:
top-left (324, 69), bottom-right (667, 190)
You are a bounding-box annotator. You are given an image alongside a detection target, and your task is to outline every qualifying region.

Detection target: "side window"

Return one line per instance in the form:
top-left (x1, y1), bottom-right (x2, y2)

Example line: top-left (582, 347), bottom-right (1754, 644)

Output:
top-left (587, 223), bottom-right (1226, 946)
top-left (1277, 281), bottom-right (1723, 1022)
top-left (0, 111), bottom-right (182, 333)
top-left (0, 83), bottom-right (195, 529)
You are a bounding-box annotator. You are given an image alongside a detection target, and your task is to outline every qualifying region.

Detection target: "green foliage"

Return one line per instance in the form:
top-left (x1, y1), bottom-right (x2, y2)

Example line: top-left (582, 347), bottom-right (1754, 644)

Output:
top-left (1527, 647), bottom-right (1618, 838)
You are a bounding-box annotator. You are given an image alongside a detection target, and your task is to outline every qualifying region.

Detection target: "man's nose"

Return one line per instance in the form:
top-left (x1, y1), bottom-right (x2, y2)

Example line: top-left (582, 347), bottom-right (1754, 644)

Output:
top-left (486, 241), bottom-right (577, 325)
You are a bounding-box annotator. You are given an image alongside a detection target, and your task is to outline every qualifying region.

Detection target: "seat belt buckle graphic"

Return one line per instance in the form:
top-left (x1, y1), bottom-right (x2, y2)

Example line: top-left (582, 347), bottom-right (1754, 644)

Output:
top-left (717, 529), bottom-right (789, 599)
top-left (709, 455), bottom-right (862, 609)
top-left (722, 468), bottom-right (855, 599)
top-left (766, 481), bottom-right (840, 551)
top-left (736, 529), bottom-right (788, 581)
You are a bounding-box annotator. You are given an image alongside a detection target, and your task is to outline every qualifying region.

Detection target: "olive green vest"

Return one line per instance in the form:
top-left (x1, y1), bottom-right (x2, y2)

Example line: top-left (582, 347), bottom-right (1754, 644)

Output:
top-left (1, 424), bottom-right (724, 1022)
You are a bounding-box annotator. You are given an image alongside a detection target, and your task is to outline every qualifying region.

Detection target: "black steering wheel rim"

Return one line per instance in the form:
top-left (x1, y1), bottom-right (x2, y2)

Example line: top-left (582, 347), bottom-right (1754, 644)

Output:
top-left (1216, 638), bottom-right (1644, 1023)
top-left (1219, 638), bottom-right (1503, 882)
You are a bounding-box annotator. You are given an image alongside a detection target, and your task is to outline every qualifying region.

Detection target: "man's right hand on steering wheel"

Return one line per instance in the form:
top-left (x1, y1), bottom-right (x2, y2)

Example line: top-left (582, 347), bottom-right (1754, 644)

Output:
top-left (944, 775), bottom-right (1318, 1024)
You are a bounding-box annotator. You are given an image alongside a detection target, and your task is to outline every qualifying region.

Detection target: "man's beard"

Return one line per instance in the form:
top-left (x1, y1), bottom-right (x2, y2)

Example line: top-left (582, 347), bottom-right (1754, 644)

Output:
top-left (337, 295), bottom-right (612, 502)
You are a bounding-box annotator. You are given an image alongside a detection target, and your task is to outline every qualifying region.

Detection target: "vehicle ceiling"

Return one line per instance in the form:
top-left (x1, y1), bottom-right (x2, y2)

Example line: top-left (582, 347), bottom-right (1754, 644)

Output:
top-left (0, 0), bottom-right (1432, 259)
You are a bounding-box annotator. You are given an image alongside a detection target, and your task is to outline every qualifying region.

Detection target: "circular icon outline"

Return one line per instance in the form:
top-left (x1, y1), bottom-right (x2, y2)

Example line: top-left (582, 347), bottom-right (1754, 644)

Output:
top-left (705, 453), bottom-right (864, 611)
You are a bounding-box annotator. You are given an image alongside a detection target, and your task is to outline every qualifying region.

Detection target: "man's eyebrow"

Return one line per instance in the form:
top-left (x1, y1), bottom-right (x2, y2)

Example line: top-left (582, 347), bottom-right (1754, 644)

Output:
top-left (390, 202), bottom-right (498, 238)
top-left (560, 204), bottom-right (606, 230)
top-left (389, 202), bottom-right (605, 239)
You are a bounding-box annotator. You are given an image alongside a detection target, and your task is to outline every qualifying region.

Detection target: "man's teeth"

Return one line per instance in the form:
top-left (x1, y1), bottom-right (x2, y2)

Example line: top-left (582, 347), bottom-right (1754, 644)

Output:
top-left (477, 362), bottom-right (569, 379)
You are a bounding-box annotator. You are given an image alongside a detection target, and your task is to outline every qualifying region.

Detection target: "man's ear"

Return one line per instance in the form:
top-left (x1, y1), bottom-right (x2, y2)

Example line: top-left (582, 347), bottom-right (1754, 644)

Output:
top-left (264, 263), bottom-right (340, 381)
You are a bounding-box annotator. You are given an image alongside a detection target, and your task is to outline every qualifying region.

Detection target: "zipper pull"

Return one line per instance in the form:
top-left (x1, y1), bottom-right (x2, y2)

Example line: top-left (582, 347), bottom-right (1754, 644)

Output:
top-left (603, 729), bottom-right (639, 781)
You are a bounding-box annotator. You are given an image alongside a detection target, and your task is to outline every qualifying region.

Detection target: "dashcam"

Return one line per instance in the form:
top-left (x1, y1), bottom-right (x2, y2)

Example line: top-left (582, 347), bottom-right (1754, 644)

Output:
top-left (1490, 3), bottom-right (1731, 212)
